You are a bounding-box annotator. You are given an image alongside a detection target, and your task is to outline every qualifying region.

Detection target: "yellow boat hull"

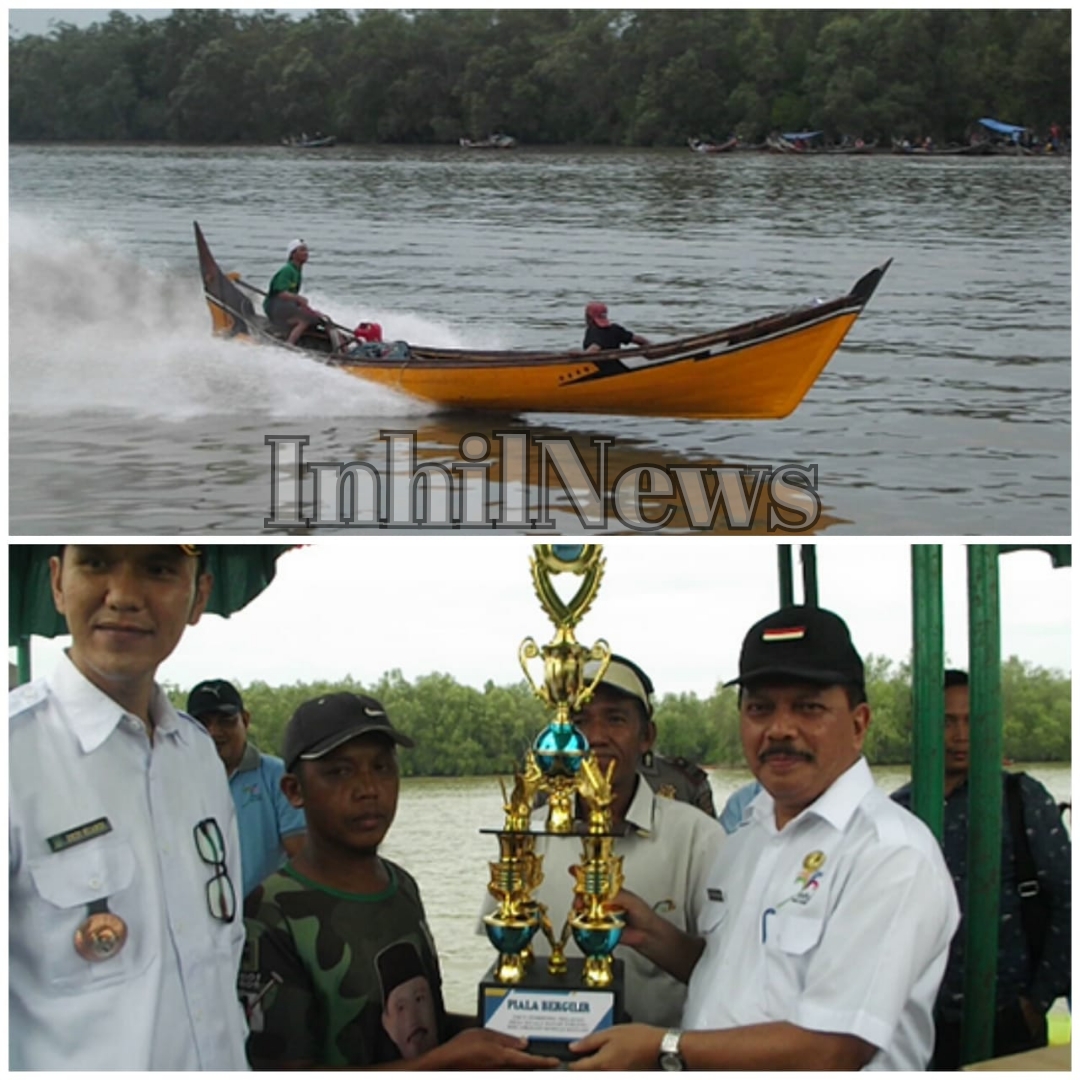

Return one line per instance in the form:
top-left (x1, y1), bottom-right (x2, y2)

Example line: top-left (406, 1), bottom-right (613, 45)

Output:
top-left (195, 221), bottom-right (889, 420)
top-left (343, 310), bottom-right (860, 419)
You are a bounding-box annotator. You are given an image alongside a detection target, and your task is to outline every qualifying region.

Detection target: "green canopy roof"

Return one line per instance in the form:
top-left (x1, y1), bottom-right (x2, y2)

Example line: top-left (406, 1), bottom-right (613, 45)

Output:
top-left (9, 545), bottom-right (297, 647)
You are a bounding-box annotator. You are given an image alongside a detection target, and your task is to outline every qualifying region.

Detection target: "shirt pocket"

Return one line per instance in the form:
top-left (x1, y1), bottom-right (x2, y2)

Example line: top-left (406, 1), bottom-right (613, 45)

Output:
top-left (27, 839), bottom-right (149, 993)
top-left (771, 913), bottom-right (826, 956)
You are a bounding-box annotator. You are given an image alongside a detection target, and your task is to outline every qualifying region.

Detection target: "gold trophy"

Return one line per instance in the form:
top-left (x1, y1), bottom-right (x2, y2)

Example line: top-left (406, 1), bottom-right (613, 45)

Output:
top-left (479, 544), bottom-right (627, 1056)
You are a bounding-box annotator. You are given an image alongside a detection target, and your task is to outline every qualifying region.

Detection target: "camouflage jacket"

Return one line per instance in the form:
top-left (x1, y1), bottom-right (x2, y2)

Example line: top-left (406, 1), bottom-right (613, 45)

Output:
top-left (240, 860), bottom-right (448, 1067)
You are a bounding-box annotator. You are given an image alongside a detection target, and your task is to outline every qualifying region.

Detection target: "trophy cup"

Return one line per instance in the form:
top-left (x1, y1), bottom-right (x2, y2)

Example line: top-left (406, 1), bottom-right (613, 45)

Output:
top-left (478, 544), bottom-right (628, 1057)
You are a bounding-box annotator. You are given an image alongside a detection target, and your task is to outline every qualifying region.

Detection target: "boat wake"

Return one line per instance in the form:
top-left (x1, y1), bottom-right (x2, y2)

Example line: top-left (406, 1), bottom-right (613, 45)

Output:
top-left (9, 213), bottom-right (487, 422)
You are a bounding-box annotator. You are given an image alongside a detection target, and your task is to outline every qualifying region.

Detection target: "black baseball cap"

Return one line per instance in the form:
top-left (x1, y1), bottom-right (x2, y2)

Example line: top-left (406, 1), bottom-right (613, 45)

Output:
top-left (283, 692), bottom-right (414, 771)
top-left (187, 679), bottom-right (244, 717)
top-left (726, 605), bottom-right (865, 689)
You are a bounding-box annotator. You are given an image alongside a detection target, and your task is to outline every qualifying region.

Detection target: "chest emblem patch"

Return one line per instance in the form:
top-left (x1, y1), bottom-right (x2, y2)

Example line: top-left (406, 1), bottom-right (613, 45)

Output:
top-left (780, 850), bottom-right (827, 909)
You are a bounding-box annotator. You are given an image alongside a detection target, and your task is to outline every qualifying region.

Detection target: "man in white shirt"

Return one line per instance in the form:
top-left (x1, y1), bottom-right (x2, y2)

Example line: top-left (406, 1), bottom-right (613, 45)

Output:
top-left (9, 545), bottom-right (250, 1070)
top-left (568, 606), bottom-right (959, 1072)
top-left (480, 654), bottom-right (726, 1028)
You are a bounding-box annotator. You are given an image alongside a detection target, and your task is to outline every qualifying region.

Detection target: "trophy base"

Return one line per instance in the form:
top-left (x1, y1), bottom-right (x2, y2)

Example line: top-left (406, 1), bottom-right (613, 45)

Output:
top-left (478, 956), bottom-right (627, 1061)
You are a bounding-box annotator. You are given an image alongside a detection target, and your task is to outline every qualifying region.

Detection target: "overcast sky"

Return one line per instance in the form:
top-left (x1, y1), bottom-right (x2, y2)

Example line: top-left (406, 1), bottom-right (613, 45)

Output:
top-left (10, 8), bottom-right (163, 36)
top-left (7, 7), bottom-right (314, 37)
top-left (13, 541), bottom-right (1071, 697)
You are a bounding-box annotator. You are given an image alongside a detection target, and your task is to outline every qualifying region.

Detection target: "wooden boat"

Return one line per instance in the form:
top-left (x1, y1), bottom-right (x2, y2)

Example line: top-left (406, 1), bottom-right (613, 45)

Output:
top-left (826, 139), bottom-right (878, 155)
top-left (892, 139), bottom-right (994, 157)
top-left (688, 136), bottom-right (738, 154)
top-left (282, 134), bottom-right (337, 148)
top-left (459, 134), bottom-right (517, 149)
top-left (767, 131), bottom-right (825, 154)
top-left (195, 222), bottom-right (891, 420)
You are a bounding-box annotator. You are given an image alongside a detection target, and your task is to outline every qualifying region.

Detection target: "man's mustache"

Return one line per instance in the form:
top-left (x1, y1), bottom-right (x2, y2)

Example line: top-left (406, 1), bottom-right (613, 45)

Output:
top-left (760, 744), bottom-right (814, 762)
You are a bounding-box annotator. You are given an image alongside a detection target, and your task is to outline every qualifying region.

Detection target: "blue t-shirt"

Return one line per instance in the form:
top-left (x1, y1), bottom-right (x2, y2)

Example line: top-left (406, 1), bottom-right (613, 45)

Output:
top-left (230, 744), bottom-right (306, 898)
top-left (718, 780), bottom-right (762, 834)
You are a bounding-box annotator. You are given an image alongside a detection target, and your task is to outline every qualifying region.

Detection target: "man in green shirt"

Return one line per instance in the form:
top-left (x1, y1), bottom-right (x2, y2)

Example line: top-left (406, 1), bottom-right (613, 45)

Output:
top-left (240, 691), bottom-right (556, 1070)
top-left (264, 239), bottom-right (325, 345)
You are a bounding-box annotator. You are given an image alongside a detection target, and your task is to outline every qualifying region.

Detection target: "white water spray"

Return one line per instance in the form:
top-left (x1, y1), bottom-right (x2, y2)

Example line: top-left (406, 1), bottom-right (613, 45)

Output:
top-left (10, 213), bottom-right (504, 421)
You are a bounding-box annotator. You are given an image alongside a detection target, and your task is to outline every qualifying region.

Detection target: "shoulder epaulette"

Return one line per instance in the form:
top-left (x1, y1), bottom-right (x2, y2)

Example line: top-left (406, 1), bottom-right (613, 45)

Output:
top-left (665, 755), bottom-right (709, 783)
top-left (8, 679), bottom-right (49, 720)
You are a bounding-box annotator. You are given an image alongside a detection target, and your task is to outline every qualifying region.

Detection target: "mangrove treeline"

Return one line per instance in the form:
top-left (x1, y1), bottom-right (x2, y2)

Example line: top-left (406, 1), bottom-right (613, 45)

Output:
top-left (164, 655), bottom-right (1071, 776)
top-left (9, 9), bottom-right (1071, 146)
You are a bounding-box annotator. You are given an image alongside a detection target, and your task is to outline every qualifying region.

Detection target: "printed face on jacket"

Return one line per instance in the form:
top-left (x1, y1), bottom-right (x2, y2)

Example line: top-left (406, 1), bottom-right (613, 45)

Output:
top-left (381, 973), bottom-right (438, 1059)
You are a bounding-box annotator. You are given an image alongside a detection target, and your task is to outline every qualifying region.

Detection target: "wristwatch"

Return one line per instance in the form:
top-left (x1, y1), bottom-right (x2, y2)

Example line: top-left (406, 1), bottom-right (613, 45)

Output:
top-left (659, 1029), bottom-right (685, 1071)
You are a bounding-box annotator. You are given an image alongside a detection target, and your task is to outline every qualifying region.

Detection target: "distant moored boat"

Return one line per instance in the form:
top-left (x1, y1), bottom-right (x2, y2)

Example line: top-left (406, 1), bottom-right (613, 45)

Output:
top-left (282, 134), bottom-right (337, 149)
top-left (459, 133), bottom-right (518, 149)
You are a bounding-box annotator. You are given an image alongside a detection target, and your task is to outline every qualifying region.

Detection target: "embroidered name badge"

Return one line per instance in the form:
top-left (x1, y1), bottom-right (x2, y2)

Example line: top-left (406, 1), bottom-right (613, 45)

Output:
top-left (47, 817), bottom-right (113, 853)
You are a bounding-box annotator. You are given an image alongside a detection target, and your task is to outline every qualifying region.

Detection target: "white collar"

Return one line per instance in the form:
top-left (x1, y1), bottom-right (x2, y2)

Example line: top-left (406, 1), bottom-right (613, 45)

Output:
top-left (751, 756), bottom-right (874, 834)
top-left (49, 651), bottom-right (186, 753)
top-left (624, 771), bottom-right (659, 836)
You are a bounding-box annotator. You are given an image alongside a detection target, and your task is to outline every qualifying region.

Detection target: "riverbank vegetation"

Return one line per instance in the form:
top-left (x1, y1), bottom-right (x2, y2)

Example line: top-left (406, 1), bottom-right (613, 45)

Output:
top-left (165, 655), bottom-right (1071, 775)
top-left (10, 9), bottom-right (1070, 146)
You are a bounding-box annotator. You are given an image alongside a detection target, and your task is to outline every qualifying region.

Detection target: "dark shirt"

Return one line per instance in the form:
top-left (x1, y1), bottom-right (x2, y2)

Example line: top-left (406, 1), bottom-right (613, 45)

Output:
top-left (639, 754), bottom-right (716, 816)
top-left (584, 323), bottom-right (635, 351)
top-left (892, 772), bottom-right (1071, 1018)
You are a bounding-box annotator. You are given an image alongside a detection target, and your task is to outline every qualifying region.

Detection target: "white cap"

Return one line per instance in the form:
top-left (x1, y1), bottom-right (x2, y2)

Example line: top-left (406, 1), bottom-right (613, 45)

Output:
top-left (582, 655), bottom-right (654, 716)
top-left (287, 238), bottom-right (306, 259)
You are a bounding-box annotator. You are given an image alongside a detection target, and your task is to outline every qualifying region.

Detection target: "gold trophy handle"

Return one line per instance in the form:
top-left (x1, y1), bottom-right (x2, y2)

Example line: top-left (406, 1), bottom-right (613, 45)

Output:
top-left (518, 637), bottom-right (550, 706)
top-left (571, 640), bottom-right (613, 712)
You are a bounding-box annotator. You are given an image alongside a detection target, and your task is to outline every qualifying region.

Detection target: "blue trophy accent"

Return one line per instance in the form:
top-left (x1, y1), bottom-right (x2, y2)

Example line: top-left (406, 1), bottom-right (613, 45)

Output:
top-left (484, 918), bottom-right (539, 956)
top-left (533, 722), bottom-right (589, 775)
top-left (571, 923), bottom-right (624, 958)
top-left (552, 544), bottom-right (585, 562)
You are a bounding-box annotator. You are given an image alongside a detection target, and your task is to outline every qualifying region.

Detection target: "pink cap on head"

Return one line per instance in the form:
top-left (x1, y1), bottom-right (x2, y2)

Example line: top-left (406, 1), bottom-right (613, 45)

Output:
top-left (585, 302), bottom-right (610, 327)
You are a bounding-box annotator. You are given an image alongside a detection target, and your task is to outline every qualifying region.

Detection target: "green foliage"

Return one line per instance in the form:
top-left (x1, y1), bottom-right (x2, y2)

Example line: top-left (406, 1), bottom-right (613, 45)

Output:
top-left (10, 10), bottom-right (1071, 145)
top-left (163, 655), bottom-right (1070, 775)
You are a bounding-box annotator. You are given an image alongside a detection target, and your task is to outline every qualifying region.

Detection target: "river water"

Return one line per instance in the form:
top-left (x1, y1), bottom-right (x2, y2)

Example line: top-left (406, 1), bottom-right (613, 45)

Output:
top-left (383, 764), bottom-right (1071, 1014)
top-left (9, 144), bottom-right (1070, 535)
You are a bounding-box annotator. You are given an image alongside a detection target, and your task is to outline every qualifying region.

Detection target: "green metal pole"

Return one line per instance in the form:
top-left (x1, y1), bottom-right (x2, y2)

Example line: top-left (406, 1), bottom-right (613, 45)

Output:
top-left (778, 546), bottom-right (794, 607)
top-left (960, 545), bottom-right (1003, 1066)
top-left (910, 546), bottom-right (945, 841)
top-left (800, 545), bottom-right (818, 607)
top-left (17, 635), bottom-right (32, 686)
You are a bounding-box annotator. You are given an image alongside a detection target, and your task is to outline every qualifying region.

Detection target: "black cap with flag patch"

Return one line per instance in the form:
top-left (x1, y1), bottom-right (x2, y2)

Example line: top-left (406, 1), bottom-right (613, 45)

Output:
top-left (726, 605), bottom-right (864, 689)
